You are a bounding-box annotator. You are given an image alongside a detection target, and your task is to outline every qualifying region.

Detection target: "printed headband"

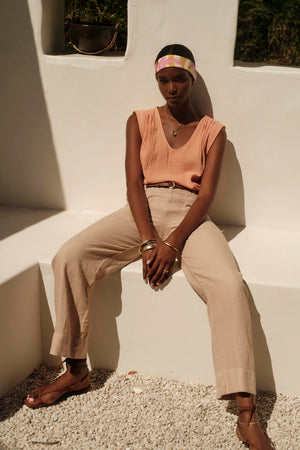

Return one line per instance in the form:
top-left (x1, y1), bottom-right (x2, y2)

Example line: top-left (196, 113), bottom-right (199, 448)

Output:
top-left (155, 54), bottom-right (197, 81)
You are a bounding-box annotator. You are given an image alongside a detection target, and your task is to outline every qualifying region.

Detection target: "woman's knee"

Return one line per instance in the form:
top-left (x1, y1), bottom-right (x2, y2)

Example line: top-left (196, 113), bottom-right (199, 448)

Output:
top-left (222, 273), bottom-right (248, 306)
top-left (51, 238), bottom-right (87, 271)
top-left (210, 272), bottom-right (248, 306)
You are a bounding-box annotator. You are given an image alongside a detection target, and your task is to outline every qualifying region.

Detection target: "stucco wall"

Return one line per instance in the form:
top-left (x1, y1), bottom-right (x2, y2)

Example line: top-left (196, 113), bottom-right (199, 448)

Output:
top-left (1, 0), bottom-right (299, 231)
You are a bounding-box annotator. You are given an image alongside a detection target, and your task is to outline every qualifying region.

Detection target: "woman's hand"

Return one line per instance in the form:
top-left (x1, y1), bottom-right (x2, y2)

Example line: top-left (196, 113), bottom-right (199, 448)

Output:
top-left (142, 242), bottom-right (177, 287)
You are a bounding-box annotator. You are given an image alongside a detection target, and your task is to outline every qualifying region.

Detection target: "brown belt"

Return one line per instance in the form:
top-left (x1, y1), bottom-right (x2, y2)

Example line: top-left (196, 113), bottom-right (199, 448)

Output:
top-left (145, 181), bottom-right (198, 194)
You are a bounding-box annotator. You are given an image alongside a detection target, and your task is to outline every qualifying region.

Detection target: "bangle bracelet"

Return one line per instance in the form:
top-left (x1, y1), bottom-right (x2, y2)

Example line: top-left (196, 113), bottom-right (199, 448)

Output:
top-left (162, 241), bottom-right (178, 253)
top-left (139, 239), bottom-right (157, 254)
top-left (140, 243), bottom-right (156, 254)
top-left (140, 239), bottom-right (156, 247)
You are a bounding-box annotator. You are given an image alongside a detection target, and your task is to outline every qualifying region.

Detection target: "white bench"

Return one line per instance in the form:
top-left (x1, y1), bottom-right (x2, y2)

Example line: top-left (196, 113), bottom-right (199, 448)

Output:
top-left (0, 206), bottom-right (299, 397)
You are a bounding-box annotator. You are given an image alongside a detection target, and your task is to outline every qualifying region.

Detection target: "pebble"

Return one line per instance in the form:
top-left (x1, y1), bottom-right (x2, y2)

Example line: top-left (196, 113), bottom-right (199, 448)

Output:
top-left (0, 364), bottom-right (299, 449)
top-left (132, 386), bottom-right (143, 394)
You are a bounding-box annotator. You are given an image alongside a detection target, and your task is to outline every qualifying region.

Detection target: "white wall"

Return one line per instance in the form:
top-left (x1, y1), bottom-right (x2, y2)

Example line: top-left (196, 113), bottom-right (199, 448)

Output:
top-left (1, 0), bottom-right (299, 231)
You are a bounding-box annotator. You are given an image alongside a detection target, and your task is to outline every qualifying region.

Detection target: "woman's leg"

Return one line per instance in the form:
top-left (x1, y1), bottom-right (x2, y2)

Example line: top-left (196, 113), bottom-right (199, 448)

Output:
top-left (180, 218), bottom-right (256, 399)
top-left (50, 204), bottom-right (141, 359)
top-left (181, 219), bottom-right (273, 448)
top-left (25, 204), bottom-right (141, 407)
top-left (236, 393), bottom-right (274, 449)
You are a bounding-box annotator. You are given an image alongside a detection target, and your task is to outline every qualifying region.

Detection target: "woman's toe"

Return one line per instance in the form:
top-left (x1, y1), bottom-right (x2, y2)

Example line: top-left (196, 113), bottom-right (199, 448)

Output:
top-left (25, 388), bottom-right (41, 404)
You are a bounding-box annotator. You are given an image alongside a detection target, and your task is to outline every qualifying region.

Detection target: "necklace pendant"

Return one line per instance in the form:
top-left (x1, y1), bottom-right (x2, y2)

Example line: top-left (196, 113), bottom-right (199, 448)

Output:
top-left (172, 130), bottom-right (177, 137)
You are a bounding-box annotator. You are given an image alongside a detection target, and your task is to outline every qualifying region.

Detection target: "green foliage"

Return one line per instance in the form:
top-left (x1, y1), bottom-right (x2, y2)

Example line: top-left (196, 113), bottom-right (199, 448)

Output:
top-left (64, 0), bottom-right (127, 53)
top-left (235, 0), bottom-right (300, 66)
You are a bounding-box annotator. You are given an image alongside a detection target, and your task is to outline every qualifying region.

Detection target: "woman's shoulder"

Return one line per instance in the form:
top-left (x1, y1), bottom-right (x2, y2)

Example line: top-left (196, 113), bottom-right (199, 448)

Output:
top-left (132, 107), bottom-right (157, 138)
top-left (201, 116), bottom-right (226, 153)
top-left (128, 107), bottom-right (156, 126)
top-left (202, 115), bottom-right (225, 129)
top-left (133, 107), bottom-right (157, 118)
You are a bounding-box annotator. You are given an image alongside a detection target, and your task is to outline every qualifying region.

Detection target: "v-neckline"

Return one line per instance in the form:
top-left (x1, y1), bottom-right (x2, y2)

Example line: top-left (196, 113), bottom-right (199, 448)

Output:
top-left (155, 107), bottom-right (207, 151)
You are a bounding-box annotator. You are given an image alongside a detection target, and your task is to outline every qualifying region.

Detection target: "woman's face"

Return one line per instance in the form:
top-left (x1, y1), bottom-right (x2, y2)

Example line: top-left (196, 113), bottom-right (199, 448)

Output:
top-left (156, 67), bottom-right (193, 107)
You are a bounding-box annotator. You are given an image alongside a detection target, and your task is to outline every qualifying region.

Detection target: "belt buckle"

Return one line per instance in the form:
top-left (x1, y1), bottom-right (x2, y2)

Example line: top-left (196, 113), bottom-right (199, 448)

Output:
top-left (168, 181), bottom-right (176, 189)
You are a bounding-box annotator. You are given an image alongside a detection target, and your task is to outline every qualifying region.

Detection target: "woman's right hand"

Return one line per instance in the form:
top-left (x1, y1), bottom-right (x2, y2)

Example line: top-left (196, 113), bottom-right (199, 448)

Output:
top-left (142, 248), bottom-right (156, 284)
top-left (142, 242), bottom-right (177, 287)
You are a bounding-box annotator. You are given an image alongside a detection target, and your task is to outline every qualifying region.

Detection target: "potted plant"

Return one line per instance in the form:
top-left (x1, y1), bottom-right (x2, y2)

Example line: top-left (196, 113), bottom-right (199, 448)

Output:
top-left (65, 0), bottom-right (120, 55)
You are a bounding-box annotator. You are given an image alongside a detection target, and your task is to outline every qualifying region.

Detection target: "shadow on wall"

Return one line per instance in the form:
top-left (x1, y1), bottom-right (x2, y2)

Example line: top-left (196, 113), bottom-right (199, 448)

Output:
top-left (192, 72), bottom-right (214, 118)
top-left (210, 140), bottom-right (246, 228)
top-left (192, 72), bottom-right (246, 229)
top-left (0, 1), bottom-right (65, 213)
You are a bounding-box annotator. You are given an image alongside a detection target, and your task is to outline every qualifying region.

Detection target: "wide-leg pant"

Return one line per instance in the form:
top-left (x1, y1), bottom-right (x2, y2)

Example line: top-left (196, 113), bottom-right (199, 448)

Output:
top-left (50, 187), bottom-right (256, 399)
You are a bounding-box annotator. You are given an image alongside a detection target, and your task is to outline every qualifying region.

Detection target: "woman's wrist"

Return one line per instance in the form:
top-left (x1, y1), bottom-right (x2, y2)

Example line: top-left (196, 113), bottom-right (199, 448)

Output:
top-left (140, 231), bottom-right (156, 241)
top-left (164, 232), bottom-right (184, 250)
top-left (139, 239), bottom-right (157, 254)
top-left (162, 241), bottom-right (178, 253)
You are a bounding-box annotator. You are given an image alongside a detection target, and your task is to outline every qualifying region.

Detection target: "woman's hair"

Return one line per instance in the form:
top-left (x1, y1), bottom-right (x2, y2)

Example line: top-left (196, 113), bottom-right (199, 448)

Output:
top-left (155, 44), bottom-right (195, 64)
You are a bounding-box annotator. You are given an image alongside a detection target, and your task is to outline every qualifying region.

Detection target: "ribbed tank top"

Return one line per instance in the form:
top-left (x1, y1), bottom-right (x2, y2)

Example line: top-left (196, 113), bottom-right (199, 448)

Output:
top-left (134, 107), bottom-right (225, 191)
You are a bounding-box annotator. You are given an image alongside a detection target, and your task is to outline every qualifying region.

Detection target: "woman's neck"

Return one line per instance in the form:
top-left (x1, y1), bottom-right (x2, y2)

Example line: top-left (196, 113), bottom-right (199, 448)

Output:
top-left (166, 100), bottom-right (194, 123)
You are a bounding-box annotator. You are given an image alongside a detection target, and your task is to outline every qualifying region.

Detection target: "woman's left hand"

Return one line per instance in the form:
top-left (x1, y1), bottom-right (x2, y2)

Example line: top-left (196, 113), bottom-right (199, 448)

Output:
top-left (145, 241), bottom-right (177, 287)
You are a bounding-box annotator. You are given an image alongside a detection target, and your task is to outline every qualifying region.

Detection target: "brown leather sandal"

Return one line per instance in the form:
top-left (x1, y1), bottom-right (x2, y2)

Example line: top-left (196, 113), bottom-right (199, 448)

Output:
top-left (236, 401), bottom-right (275, 449)
top-left (24, 359), bottom-right (91, 409)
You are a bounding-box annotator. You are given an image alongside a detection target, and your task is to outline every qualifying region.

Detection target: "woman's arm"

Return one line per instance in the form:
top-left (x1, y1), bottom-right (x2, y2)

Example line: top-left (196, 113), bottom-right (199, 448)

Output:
top-left (125, 113), bottom-right (156, 241)
top-left (166, 127), bottom-right (227, 248)
top-left (147, 128), bottom-right (227, 287)
top-left (125, 113), bottom-right (159, 282)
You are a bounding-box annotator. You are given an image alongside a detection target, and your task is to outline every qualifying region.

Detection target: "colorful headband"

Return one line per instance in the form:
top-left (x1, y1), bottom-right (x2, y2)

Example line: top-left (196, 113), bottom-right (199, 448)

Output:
top-left (155, 54), bottom-right (197, 81)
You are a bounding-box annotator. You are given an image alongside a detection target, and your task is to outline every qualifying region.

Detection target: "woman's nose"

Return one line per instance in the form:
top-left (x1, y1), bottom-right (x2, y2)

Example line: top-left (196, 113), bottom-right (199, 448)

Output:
top-left (168, 82), bottom-right (177, 94)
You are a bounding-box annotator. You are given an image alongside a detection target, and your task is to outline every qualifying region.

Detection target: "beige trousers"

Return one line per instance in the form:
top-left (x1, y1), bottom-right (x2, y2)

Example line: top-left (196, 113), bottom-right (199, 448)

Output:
top-left (50, 187), bottom-right (256, 399)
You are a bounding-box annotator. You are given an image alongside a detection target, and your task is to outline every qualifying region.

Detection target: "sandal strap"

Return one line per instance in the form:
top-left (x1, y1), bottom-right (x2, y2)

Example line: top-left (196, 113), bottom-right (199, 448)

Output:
top-left (238, 404), bottom-right (256, 424)
top-left (264, 430), bottom-right (275, 449)
top-left (40, 361), bottom-right (89, 396)
top-left (50, 359), bottom-right (67, 381)
top-left (51, 358), bottom-right (87, 380)
top-left (66, 370), bottom-right (90, 390)
top-left (237, 421), bottom-right (259, 425)
top-left (36, 369), bottom-right (90, 400)
top-left (238, 405), bottom-right (256, 413)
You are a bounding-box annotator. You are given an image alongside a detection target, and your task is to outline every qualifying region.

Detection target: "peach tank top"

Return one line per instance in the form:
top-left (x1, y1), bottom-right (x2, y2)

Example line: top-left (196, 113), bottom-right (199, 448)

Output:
top-left (134, 107), bottom-right (225, 191)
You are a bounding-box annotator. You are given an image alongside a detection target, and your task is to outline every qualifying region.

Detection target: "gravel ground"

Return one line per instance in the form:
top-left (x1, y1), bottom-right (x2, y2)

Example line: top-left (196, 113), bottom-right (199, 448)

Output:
top-left (0, 364), bottom-right (299, 449)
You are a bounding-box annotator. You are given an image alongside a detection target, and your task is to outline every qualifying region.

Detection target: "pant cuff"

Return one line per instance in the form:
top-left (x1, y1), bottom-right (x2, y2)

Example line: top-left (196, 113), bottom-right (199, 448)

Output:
top-left (50, 330), bottom-right (88, 359)
top-left (216, 368), bottom-right (256, 399)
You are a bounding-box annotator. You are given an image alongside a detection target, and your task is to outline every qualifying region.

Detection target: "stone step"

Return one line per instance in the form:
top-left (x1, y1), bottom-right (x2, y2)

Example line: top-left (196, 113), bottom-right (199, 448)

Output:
top-left (1, 206), bottom-right (299, 396)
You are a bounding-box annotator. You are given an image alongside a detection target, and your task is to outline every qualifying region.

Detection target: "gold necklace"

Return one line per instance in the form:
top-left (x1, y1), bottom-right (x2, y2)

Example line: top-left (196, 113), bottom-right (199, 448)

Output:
top-left (164, 105), bottom-right (193, 137)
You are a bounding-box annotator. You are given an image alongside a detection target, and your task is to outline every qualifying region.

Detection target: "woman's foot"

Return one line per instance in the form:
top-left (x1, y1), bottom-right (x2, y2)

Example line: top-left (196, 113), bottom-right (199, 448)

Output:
top-left (236, 394), bottom-right (274, 449)
top-left (24, 359), bottom-right (90, 408)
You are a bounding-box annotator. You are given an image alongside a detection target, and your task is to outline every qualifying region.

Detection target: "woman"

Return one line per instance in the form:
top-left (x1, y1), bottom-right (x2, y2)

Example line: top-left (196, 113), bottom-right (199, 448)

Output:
top-left (25, 44), bottom-right (273, 449)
